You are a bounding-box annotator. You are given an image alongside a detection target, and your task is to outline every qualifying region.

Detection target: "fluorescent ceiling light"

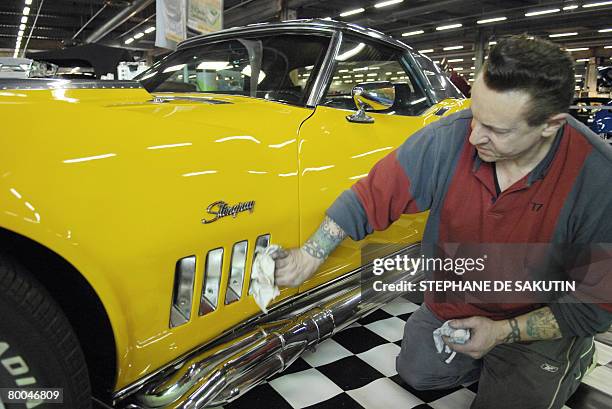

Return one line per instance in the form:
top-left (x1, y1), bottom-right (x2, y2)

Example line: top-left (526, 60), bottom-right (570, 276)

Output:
top-left (21, 16), bottom-right (27, 24)
top-left (453, 67), bottom-right (464, 70)
top-left (19, 24), bottom-right (25, 31)
top-left (23, 6), bottom-right (30, 15)
top-left (418, 49), bottom-right (434, 53)
top-left (443, 45), bottom-right (463, 50)
top-left (599, 28), bottom-right (612, 32)
top-left (124, 37), bottom-right (134, 44)
top-left (25, 0), bottom-right (32, 4)
top-left (134, 32), bottom-right (144, 39)
top-left (583, 1), bottom-right (612, 7)
top-left (563, 5), bottom-right (578, 9)
top-left (336, 42), bottom-right (365, 61)
top-left (322, 17), bottom-right (332, 20)
top-left (144, 26), bottom-right (156, 33)
top-left (525, 8), bottom-right (560, 16)
top-left (549, 32), bottom-right (578, 37)
top-left (565, 47), bottom-right (589, 51)
top-left (436, 23), bottom-right (462, 31)
top-left (339, 8), bottom-right (365, 17)
top-left (489, 41), bottom-right (497, 45)
top-left (448, 58), bottom-right (463, 62)
top-left (576, 58), bottom-right (590, 62)
top-left (18, 30), bottom-right (24, 36)
top-left (402, 30), bottom-right (424, 36)
top-left (604, 45), bottom-right (612, 48)
top-left (196, 61), bottom-right (231, 70)
top-left (163, 64), bottom-right (186, 73)
top-left (477, 16), bottom-right (507, 24)
top-left (471, 66), bottom-right (475, 69)
top-left (374, 0), bottom-right (403, 8)
top-left (575, 75), bottom-right (582, 77)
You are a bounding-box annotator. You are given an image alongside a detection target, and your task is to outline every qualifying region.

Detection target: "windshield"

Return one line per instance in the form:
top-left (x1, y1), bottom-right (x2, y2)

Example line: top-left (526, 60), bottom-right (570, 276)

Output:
top-left (138, 34), bottom-right (331, 106)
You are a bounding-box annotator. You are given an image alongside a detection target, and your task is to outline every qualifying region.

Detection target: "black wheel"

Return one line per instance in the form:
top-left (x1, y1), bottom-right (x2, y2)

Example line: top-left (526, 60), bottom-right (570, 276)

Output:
top-left (0, 254), bottom-right (91, 409)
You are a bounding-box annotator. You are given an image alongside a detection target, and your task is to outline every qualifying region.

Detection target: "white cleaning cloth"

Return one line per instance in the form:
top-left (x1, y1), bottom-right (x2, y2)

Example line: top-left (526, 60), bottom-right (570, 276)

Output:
top-left (250, 244), bottom-right (282, 313)
top-left (433, 321), bottom-right (470, 364)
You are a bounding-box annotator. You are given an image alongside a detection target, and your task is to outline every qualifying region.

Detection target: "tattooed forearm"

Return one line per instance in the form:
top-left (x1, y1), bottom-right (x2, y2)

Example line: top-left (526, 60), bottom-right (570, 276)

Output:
top-left (525, 307), bottom-right (562, 341)
top-left (303, 216), bottom-right (347, 260)
top-left (502, 318), bottom-right (521, 343)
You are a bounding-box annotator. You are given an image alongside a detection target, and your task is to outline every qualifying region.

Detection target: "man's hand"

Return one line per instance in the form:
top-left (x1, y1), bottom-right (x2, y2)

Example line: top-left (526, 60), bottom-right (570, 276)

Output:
top-left (273, 248), bottom-right (324, 288)
top-left (443, 316), bottom-right (507, 359)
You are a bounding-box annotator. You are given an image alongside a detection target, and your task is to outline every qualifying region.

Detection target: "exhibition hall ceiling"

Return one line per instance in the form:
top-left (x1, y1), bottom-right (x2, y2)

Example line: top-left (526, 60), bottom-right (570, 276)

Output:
top-left (1, 0), bottom-right (610, 67)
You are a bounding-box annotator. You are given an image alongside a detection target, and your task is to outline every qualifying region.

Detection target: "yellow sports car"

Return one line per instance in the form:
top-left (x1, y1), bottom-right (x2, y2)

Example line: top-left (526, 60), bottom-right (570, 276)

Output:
top-left (0, 20), bottom-right (467, 408)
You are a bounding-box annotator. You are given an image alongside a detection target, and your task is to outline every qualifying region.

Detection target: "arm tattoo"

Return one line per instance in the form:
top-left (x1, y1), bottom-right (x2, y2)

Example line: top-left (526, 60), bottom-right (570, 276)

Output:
top-left (525, 308), bottom-right (562, 340)
top-left (502, 318), bottom-right (521, 343)
top-left (303, 216), bottom-right (347, 260)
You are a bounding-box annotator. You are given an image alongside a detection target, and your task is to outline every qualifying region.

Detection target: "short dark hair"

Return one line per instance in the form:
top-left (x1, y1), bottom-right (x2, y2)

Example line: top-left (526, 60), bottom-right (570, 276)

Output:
top-left (482, 35), bottom-right (574, 126)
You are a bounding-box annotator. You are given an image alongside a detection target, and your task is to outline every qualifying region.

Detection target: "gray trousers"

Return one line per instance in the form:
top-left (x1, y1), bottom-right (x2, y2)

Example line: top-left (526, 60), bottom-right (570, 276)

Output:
top-left (396, 304), bottom-right (595, 409)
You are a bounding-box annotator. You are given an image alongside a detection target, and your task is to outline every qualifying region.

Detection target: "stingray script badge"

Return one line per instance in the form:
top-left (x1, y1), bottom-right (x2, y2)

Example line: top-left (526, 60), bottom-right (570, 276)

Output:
top-left (202, 200), bottom-right (255, 224)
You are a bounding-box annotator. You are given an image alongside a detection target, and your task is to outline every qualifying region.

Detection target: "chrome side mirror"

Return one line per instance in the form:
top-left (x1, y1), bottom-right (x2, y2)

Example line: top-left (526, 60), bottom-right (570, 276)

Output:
top-left (346, 81), bottom-right (396, 124)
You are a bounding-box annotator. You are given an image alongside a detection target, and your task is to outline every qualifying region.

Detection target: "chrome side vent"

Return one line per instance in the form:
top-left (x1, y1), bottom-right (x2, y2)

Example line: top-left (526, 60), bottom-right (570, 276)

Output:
top-left (199, 248), bottom-right (223, 316)
top-left (170, 256), bottom-right (196, 328)
top-left (249, 234), bottom-right (270, 295)
top-left (225, 241), bottom-right (248, 305)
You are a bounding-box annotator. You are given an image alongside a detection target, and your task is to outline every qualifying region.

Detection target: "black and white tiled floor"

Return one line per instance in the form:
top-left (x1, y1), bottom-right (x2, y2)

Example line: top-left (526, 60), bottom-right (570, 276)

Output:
top-left (218, 297), bottom-right (612, 409)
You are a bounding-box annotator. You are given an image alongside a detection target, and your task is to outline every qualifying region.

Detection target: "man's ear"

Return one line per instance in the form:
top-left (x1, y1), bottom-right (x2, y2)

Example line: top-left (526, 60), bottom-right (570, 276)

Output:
top-left (542, 113), bottom-right (568, 138)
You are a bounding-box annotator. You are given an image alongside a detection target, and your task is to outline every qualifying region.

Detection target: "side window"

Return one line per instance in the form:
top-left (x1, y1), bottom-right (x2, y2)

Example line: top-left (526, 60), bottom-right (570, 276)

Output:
top-left (321, 37), bottom-right (430, 116)
top-left (140, 35), bottom-right (330, 106)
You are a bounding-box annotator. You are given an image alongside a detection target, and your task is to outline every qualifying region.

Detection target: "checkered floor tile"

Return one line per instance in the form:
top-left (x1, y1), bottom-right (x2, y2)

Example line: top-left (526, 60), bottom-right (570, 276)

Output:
top-left (219, 297), bottom-right (612, 409)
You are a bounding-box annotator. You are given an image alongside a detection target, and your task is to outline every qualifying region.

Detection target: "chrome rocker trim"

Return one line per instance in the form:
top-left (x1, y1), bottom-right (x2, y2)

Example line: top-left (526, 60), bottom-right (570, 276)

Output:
top-left (114, 243), bottom-right (423, 409)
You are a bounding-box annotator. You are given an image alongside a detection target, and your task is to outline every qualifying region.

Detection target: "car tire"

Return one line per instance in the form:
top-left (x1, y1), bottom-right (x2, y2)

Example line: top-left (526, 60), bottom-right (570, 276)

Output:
top-left (0, 253), bottom-right (91, 409)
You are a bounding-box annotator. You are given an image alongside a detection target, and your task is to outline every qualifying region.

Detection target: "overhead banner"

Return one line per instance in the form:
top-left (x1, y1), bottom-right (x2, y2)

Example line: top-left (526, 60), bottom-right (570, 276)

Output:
top-left (156, 0), bottom-right (187, 50)
top-left (187, 0), bottom-right (223, 34)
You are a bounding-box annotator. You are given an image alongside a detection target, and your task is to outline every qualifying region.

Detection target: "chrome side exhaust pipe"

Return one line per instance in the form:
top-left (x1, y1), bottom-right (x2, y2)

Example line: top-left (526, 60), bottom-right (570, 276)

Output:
top-left (116, 244), bottom-right (422, 408)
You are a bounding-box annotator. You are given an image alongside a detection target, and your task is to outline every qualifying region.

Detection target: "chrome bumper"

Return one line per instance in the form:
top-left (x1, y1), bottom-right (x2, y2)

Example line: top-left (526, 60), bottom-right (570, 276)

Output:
top-left (114, 244), bottom-right (422, 409)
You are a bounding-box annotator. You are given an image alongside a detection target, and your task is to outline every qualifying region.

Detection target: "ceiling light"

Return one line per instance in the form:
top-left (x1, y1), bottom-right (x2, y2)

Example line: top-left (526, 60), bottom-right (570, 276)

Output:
top-left (339, 8), bottom-right (365, 17)
top-left (565, 47), bottom-right (589, 51)
top-left (145, 26), bottom-right (156, 33)
top-left (443, 45), bottom-right (463, 51)
top-left (448, 58), bottom-right (464, 62)
top-left (583, 1), bottom-right (612, 7)
top-left (374, 0), bottom-right (403, 8)
top-left (477, 16), bottom-right (507, 24)
top-left (469, 72), bottom-right (475, 76)
top-left (436, 23), bottom-right (462, 31)
top-left (563, 5), bottom-right (578, 9)
top-left (402, 30), bottom-right (424, 36)
top-left (196, 61), bottom-right (231, 70)
top-left (25, 0), bottom-right (32, 4)
top-left (525, 8), bottom-right (560, 16)
top-left (489, 41), bottom-right (497, 45)
top-left (599, 28), bottom-right (612, 32)
top-left (576, 58), bottom-right (590, 62)
top-left (134, 32), bottom-right (144, 39)
top-left (419, 49), bottom-right (434, 53)
top-left (21, 16), bottom-right (27, 24)
top-left (18, 30), bottom-right (24, 36)
top-left (471, 66), bottom-right (475, 69)
top-left (604, 45), bottom-right (612, 48)
top-left (23, 6), bottom-right (30, 15)
top-left (453, 67), bottom-right (464, 70)
top-left (124, 37), bottom-right (134, 44)
top-left (549, 32), bottom-right (578, 38)
top-left (19, 24), bottom-right (25, 31)
top-left (336, 42), bottom-right (365, 61)
top-left (322, 17), bottom-right (332, 20)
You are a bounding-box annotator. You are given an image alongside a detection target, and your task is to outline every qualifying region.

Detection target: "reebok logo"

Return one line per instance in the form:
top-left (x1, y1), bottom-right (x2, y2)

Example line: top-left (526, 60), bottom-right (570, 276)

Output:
top-left (540, 363), bottom-right (559, 373)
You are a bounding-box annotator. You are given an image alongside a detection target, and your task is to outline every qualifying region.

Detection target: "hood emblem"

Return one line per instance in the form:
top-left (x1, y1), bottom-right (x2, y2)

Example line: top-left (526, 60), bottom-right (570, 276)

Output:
top-left (202, 200), bottom-right (255, 224)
